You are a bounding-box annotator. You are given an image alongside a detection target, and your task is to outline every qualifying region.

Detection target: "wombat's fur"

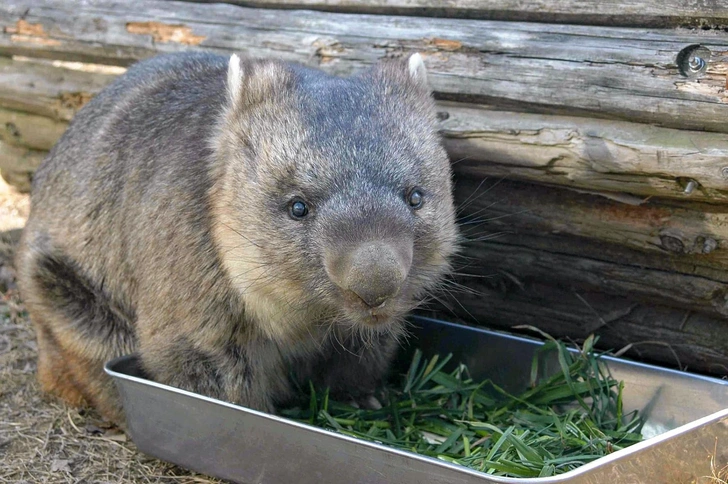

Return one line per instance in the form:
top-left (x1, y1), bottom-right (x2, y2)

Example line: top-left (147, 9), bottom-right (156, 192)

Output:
top-left (15, 51), bottom-right (458, 425)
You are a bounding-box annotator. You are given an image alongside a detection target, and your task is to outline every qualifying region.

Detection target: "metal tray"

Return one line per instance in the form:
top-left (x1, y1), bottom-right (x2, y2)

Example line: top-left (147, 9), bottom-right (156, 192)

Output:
top-left (105, 317), bottom-right (728, 483)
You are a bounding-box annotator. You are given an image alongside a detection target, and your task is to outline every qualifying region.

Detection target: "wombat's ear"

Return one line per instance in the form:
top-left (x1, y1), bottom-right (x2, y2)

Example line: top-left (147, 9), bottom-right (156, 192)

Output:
top-left (227, 54), bottom-right (243, 105)
top-left (369, 52), bottom-right (431, 95)
top-left (407, 53), bottom-right (429, 88)
top-left (225, 56), bottom-right (291, 109)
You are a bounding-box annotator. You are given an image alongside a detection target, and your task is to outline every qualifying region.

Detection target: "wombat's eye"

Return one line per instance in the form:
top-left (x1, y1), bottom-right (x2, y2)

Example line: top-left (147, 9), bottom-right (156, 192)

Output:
top-left (289, 199), bottom-right (309, 219)
top-left (407, 188), bottom-right (424, 210)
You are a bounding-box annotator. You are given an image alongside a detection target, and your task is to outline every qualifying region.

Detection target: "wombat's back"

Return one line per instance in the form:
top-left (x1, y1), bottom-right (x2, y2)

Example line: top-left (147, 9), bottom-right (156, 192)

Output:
top-left (23, 52), bottom-right (231, 304)
top-left (16, 53), bottom-right (234, 421)
top-left (30, 52), bottom-right (228, 220)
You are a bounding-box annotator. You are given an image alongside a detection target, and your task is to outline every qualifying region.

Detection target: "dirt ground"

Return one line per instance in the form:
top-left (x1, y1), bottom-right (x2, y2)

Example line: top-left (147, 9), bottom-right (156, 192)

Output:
top-left (0, 178), bottom-right (222, 484)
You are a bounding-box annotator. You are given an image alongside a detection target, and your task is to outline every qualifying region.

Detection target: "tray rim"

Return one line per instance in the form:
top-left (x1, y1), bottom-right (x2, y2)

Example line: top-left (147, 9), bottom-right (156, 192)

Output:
top-left (408, 317), bottom-right (728, 387)
top-left (104, 317), bottom-right (728, 482)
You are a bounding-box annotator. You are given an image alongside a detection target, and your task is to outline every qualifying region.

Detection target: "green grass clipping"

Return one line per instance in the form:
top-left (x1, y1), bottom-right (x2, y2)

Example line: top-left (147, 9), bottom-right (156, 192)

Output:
top-left (281, 328), bottom-right (644, 478)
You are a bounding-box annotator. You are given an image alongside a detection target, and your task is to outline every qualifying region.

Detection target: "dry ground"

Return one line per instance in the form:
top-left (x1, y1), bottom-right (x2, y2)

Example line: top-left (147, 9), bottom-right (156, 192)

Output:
top-left (0, 178), bottom-right (222, 484)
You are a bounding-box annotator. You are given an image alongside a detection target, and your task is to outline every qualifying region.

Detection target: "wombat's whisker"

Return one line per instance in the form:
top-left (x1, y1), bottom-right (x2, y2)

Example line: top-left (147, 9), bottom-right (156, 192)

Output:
top-left (457, 216), bottom-right (501, 228)
top-left (450, 272), bottom-right (497, 279)
top-left (449, 155), bottom-right (473, 166)
top-left (456, 200), bottom-right (500, 223)
top-left (219, 222), bottom-right (274, 250)
top-left (456, 228), bottom-right (503, 245)
top-left (448, 253), bottom-right (479, 264)
top-left (456, 176), bottom-right (506, 212)
top-left (439, 287), bottom-right (480, 323)
top-left (219, 244), bottom-right (276, 258)
top-left (411, 300), bottom-right (439, 315)
top-left (438, 279), bottom-right (484, 297)
top-left (353, 326), bottom-right (373, 354)
top-left (457, 225), bottom-right (507, 241)
top-left (232, 268), bottom-right (277, 292)
top-left (456, 177), bottom-right (490, 211)
top-left (456, 213), bottom-right (519, 235)
top-left (230, 265), bottom-right (275, 283)
top-left (225, 261), bottom-right (275, 270)
top-left (304, 323), bottom-right (327, 353)
top-left (331, 326), bottom-right (361, 358)
top-left (421, 292), bottom-right (456, 317)
top-left (461, 232), bottom-right (508, 244)
top-left (469, 208), bottom-right (533, 227)
top-left (395, 319), bottom-right (415, 344)
top-left (449, 254), bottom-right (481, 266)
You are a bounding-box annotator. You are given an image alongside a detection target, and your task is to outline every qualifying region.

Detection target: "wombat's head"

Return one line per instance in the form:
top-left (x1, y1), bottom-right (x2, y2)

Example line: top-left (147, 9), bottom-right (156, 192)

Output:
top-left (211, 53), bottom-right (457, 343)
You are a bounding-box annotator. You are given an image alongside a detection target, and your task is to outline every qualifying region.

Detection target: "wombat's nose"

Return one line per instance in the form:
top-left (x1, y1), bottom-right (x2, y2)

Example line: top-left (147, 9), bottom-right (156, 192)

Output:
top-left (328, 242), bottom-right (413, 308)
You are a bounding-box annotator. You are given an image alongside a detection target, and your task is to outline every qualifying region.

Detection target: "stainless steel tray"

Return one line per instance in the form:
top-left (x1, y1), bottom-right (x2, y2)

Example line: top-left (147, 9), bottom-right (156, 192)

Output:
top-left (105, 317), bottom-right (728, 483)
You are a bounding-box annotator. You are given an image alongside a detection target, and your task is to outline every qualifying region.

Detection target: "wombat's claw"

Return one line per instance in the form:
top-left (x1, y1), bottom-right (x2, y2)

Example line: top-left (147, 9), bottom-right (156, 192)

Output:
top-left (361, 395), bottom-right (383, 410)
top-left (347, 395), bottom-right (382, 410)
top-left (367, 395), bottom-right (382, 410)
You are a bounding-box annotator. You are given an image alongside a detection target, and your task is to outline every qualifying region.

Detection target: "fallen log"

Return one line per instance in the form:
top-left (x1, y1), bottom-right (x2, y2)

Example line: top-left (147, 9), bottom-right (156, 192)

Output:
top-left (190, 0), bottom-right (728, 28)
top-left (0, 141), bottom-right (44, 192)
top-left (2, 0), bottom-right (728, 133)
top-left (453, 177), bottom-right (728, 273)
top-left (0, 57), bottom-right (118, 122)
top-left (417, 282), bottom-right (728, 375)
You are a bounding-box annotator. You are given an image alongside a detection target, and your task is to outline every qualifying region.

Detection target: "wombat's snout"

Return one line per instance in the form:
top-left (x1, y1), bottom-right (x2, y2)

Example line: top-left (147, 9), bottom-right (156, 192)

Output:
top-left (327, 241), bottom-right (413, 309)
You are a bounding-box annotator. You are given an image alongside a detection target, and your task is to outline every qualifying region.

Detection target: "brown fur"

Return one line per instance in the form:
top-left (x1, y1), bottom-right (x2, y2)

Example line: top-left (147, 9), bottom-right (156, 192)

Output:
top-left (35, 323), bottom-right (88, 408)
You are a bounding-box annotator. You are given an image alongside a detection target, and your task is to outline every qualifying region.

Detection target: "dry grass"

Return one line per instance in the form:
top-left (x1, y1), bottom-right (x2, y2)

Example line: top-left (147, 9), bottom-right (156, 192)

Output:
top-left (0, 182), bottom-right (223, 484)
top-left (698, 440), bottom-right (728, 484)
top-left (706, 464), bottom-right (728, 484)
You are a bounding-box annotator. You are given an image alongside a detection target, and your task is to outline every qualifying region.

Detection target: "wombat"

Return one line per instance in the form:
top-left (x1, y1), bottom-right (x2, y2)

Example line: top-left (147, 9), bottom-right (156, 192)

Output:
top-left (15, 51), bottom-right (458, 425)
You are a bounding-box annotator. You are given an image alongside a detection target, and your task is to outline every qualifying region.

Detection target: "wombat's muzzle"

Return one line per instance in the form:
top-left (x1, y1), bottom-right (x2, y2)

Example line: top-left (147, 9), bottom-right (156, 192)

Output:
top-left (326, 241), bottom-right (413, 309)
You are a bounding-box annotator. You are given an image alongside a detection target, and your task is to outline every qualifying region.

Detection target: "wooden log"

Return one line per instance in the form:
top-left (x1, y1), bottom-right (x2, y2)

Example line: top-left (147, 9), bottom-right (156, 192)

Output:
top-left (453, 232), bottom-right (728, 318)
top-left (417, 281), bottom-right (728, 375)
top-left (442, 104), bottom-right (728, 204)
top-left (4, 58), bottom-right (728, 202)
top-left (0, 141), bottom-right (45, 192)
top-left (188, 0), bottom-right (728, 28)
top-left (3, 0), bottom-right (728, 133)
top-left (429, 179), bottom-right (728, 375)
top-left (0, 57), bottom-right (118, 121)
top-left (454, 177), bottom-right (728, 275)
top-left (0, 107), bottom-right (68, 151)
